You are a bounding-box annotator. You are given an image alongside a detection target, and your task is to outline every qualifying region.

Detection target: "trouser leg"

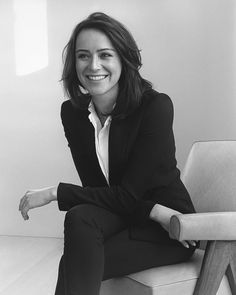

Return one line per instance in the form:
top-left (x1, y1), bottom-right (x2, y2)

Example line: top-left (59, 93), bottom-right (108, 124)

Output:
top-left (54, 204), bottom-right (196, 295)
top-left (54, 204), bottom-right (127, 295)
top-left (54, 254), bottom-right (66, 295)
top-left (103, 228), bottom-right (196, 281)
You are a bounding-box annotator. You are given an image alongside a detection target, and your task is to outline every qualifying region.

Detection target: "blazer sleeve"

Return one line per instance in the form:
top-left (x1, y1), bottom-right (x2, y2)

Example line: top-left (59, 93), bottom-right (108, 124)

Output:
top-left (57, 94), bottom-right (177, 224)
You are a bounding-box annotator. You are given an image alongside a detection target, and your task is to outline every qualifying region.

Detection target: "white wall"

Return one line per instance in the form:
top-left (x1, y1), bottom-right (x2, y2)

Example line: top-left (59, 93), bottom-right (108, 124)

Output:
top-left (1, 0), bottom-right (235, 237)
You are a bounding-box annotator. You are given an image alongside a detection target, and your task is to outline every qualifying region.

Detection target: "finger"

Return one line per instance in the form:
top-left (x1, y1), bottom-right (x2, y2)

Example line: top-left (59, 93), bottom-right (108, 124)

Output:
top-left (21, 200), bottom-right (30, 219)
top-left (20, 206), bottom-right (27, 220)
top-left (21, 209), bottom-right (28, 220)
top-left (19, 196), bottom-right (26, 211)
top-left (20, 197), bottom-right (28, 212)
top-left (21, 205), bottom-right (29, 220)
top-left (181, 241), bottom-right (189, 248)
top-left (188, 240), bottom-right (197, 247)
top-left (19, 191), bottom-right (30, 210)
top-left (21, 213), bottom-right (29, 220)
top-left (23, 214), bottom-right (29, 220)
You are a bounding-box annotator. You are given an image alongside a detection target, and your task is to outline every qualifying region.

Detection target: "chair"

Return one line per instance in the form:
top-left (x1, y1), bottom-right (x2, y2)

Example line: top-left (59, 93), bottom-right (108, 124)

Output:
top-left (100, 140), bottom-right (236, 295)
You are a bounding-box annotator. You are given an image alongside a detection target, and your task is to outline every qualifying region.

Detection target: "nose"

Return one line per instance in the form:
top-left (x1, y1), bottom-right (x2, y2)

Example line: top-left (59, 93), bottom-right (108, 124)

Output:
top-left (89, 55), bottom-right (101, 71)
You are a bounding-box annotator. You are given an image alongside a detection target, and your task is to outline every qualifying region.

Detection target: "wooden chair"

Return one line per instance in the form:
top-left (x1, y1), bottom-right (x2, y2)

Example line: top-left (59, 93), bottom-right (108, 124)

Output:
top-left (100, 140), bottom-right (236, 295)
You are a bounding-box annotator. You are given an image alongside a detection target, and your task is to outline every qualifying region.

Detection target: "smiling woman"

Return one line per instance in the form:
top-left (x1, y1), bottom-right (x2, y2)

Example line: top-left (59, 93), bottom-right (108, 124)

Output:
top-left (19, 12), bottom-right (197, 295)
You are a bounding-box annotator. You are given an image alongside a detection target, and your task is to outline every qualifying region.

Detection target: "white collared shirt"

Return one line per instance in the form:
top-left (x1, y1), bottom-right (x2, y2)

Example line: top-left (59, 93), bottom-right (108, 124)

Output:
top-left (88, 102), bottom-right (111, 185)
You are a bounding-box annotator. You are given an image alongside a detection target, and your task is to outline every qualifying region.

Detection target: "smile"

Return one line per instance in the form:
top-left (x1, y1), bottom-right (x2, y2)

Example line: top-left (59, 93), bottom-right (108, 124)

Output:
top-left (87, 75), bottom-right (108, 81)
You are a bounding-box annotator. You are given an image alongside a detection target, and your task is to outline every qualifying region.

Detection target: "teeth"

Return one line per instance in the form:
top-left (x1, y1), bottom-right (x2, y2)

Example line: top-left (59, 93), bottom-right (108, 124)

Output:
top-left (87, 75), bottom-right (107, 81)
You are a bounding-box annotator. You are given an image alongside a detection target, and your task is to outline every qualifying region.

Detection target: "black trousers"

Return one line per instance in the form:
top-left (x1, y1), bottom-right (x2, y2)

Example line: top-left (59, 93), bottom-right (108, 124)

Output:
top-left (55, 204), bottom-right (195, 295)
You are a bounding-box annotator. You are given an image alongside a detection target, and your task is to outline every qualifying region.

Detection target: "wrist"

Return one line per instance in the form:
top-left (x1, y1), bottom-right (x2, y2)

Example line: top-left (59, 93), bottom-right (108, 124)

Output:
top-left (149, 203), bottom-right (160, 221)
top-left (149, 203), bottom-right (170, 225)
top-left (50, 186), bottom-right (58, 201)
top-left (46, 186), bottom-right (57, 202)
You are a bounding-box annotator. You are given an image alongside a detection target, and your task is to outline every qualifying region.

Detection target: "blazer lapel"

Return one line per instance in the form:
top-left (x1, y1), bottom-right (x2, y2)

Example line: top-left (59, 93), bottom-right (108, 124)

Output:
top-left (73, 109), bottom-right (108, 186)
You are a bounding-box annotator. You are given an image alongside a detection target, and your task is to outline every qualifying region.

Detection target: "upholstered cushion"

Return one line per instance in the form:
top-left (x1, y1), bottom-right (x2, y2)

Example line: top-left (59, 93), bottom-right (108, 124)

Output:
top-left (100, 249), bottom-right (231, 295)
top-left (181, 141), bottom-right (236, 213)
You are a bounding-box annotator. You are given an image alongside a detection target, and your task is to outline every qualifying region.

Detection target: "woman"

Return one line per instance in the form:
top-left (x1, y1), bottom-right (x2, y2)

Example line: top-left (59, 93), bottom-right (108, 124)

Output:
top-left (19, 12), bottom-right (197, 295)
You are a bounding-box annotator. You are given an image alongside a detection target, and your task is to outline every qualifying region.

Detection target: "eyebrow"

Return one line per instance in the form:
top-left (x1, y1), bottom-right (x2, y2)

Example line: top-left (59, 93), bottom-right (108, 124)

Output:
top-left (75, 48), bottom-right (116, 53)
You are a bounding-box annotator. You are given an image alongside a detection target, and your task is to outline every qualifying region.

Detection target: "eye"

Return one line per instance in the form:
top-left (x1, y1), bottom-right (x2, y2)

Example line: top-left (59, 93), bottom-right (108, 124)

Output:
top-left (100, 52), bottom-right (112, 59)
top-left (77, 53), bottom-right (89, 60)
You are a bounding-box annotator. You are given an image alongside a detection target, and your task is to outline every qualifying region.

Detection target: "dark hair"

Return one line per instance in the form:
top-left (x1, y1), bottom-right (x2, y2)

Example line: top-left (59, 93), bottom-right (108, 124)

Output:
top-left (61, 12), bottom-right (152, 119)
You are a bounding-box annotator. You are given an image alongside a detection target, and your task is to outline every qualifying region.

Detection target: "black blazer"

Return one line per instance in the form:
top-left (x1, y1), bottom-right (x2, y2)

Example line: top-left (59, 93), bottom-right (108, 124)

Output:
top-left (57, 89), bottom-right (195, 243)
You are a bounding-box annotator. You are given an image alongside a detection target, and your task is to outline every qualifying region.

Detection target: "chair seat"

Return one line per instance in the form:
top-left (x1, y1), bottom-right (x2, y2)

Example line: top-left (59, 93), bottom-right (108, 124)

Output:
top-left (101, 249), bottom-right (231, 295)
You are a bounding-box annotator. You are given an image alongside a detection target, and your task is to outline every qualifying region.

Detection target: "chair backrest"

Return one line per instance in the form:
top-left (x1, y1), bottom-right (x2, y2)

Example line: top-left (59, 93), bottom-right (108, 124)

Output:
top-left (181, 140), bottom-right (236, 213)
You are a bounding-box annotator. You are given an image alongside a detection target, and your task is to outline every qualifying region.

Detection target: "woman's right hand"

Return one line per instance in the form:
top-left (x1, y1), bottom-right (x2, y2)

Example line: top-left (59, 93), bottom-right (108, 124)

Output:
top-left (149, 204), bottom-right (197, 248)
top-left (19, 186), bottom-right (57, 220)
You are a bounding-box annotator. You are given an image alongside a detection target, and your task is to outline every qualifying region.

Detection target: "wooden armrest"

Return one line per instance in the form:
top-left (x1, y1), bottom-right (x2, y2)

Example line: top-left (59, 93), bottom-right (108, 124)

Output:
top-left (169, 212), bottom-right (236, 241)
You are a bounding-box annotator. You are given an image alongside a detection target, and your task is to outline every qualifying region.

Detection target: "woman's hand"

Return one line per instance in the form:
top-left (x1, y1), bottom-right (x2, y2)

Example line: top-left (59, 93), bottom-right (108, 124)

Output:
top-left (19, 186), bottom-right (57, 220)
top-left (149, 204), bottom-right (197, 248)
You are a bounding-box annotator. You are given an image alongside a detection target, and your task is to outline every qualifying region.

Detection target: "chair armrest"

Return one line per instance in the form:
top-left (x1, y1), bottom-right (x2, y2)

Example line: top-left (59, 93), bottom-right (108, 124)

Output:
top-left (169, 212), bottom-right (236, 241)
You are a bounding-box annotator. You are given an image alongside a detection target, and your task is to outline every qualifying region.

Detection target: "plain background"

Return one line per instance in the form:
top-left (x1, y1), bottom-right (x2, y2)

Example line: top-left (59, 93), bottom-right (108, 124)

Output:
top-left (0, 0), bottom-right (235, 238)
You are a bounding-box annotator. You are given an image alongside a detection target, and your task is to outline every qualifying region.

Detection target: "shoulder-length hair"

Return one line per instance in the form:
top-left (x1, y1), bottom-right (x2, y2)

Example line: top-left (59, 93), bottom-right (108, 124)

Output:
top-left (61, 12), bottom-right (152, 119)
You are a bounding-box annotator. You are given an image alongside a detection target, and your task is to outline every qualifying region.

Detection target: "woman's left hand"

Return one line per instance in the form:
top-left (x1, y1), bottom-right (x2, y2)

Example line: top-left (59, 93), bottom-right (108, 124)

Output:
top-left (19, 186), bottom-right (57, 220)
top-left (149, 204), bottom-right (197, 248)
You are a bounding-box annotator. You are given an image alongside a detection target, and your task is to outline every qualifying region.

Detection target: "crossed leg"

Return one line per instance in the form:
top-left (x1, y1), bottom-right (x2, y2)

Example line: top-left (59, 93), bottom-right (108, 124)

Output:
top-left (54, 204), bottom-right (195, 295)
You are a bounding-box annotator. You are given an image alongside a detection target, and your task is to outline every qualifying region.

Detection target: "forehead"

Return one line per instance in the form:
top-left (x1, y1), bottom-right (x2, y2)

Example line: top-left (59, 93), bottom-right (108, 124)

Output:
top-left (75, 29), bottom-right (114, 50)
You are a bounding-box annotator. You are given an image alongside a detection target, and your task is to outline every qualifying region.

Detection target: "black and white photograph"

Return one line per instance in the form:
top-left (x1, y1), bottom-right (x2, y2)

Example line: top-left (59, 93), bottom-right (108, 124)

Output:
top-left (0, 0), bottom-right (235, 294)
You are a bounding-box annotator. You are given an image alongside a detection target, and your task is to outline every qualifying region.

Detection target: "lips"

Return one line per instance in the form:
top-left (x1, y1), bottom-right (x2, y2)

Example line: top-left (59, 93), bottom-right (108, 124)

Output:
top-left (86, 75), bottom-right (108, 81)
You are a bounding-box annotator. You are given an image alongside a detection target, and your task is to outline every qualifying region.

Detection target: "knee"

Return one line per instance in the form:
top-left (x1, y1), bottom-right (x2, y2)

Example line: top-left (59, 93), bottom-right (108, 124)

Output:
top-left (64, 204), bottom-right (97, 230)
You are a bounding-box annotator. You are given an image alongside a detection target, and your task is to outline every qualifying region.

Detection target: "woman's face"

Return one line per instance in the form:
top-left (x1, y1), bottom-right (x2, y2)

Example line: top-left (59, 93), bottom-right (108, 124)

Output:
top-left (75, 29), bottom-right (122, 100)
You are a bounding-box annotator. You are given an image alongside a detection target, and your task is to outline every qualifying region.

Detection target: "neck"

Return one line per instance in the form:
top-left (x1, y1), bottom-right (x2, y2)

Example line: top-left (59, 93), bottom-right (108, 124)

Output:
top-left (91, 86), bottom-right (118, 115)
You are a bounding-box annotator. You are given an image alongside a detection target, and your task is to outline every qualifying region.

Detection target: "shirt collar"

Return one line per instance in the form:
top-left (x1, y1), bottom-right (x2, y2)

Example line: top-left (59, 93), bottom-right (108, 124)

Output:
top-left (88, 101), bottom-right (112, 126)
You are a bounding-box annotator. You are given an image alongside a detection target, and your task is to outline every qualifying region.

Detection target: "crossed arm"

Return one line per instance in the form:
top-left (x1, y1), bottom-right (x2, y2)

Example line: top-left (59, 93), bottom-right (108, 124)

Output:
top-left (18, 185), bottom-right (196, 248)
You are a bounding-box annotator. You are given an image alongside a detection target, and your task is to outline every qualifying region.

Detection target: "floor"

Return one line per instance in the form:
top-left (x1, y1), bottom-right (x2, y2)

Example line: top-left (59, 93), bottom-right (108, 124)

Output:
top-left (0, 235), bottom-right (63, 295)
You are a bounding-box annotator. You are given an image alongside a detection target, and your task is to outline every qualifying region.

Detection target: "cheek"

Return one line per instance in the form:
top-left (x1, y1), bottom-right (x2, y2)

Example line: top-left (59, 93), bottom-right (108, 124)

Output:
top-left (115, 60), bottom-right (122, 78)
top-left (115, 65), bottom-right (122, 80)
top-left (76, 64), bottom-right (85, 80)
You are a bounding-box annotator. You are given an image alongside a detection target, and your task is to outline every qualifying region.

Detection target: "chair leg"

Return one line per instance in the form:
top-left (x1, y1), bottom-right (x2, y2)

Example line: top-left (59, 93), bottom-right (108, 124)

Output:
top-left (225, 242), bottom-right (236, 294)
top-left (193, 241), bottom-right (230, 295)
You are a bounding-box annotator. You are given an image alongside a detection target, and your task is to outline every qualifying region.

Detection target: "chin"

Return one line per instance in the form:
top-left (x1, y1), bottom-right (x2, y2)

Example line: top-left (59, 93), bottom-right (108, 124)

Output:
top-left (88, 87), bottom-right (109, 97)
